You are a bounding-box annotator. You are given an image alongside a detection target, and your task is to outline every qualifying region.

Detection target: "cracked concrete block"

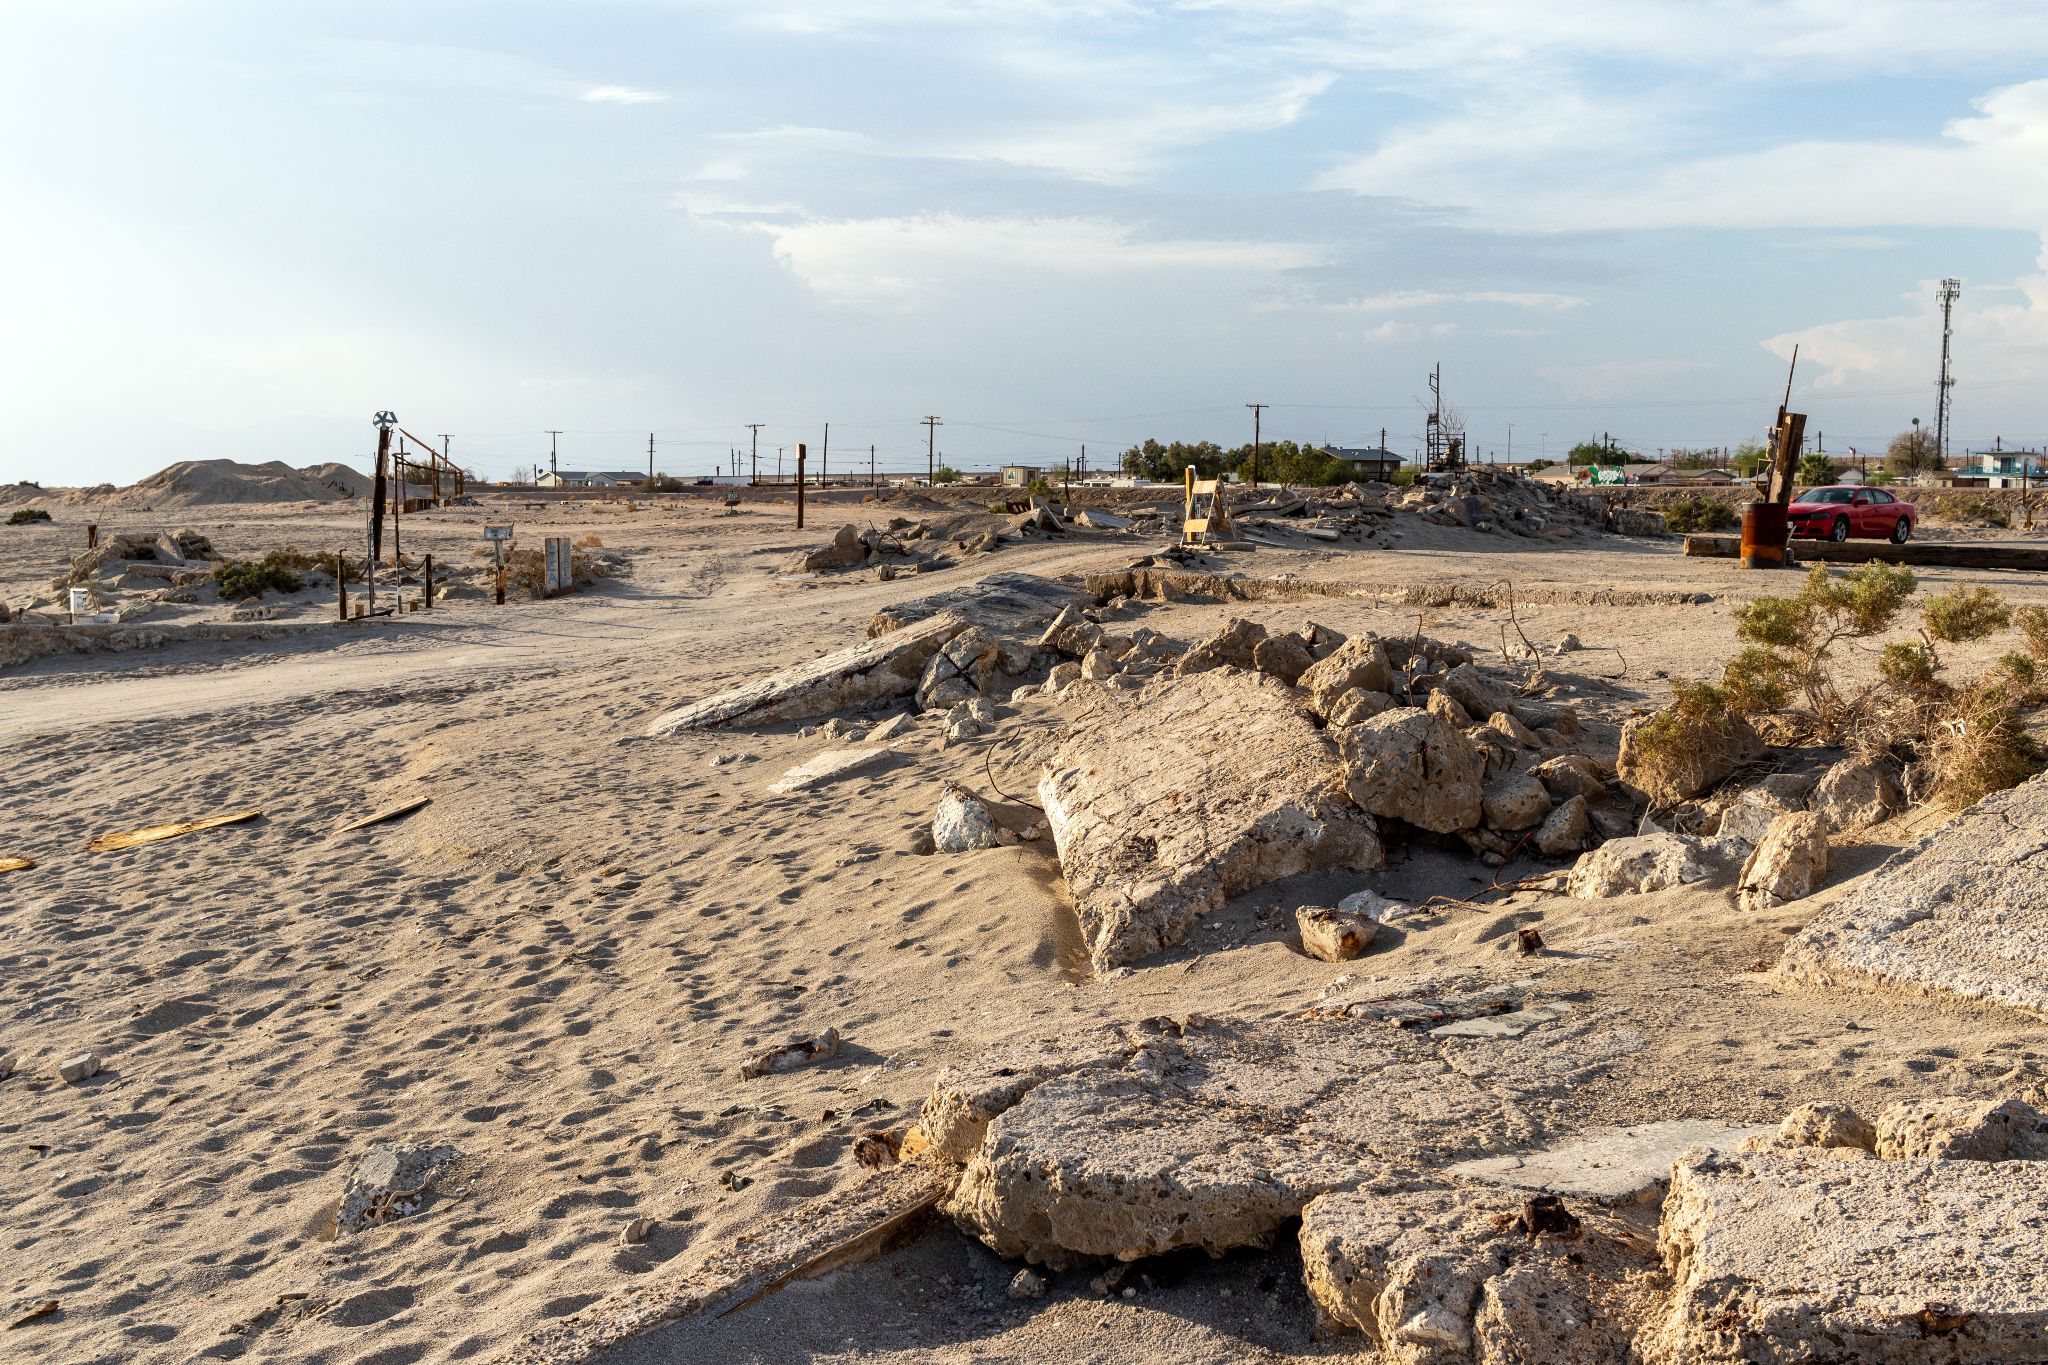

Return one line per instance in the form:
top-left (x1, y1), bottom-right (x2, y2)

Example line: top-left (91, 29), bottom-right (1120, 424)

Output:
top-left (1737, 811), bottom-right (1828, 913)
top-left (1481, 771), bottom-right (1551, 831)
top-left (1297, 904), bottom-right (1379, 961)
top-left (1530, 754), bottom-right (1607, 801)
top-left (1427, 688), bottom-right (1476, 728)
top-left (1337, 706), bottom-right (1485, 834)
top-left (1653, 1150), bottom-right (2048, 1363)
top-left (1776, 776), bottom-right (2048, 1020)
top-left (1326, 687), bottom-right (1396, 728)
top-left (1741, 1102), bottom-right (1876, 1155)
top-left (1174, 617), bottom-right (1267, 676)
top-left (1038, 669), bottom-right (1382, 970)
top-left (766, 745), bottom-right (898, 795)
top-left (1251, 632), bottom-right (1314, 685)
top-left (1533, 795), bottom-right (1593, 855)
top-left (1451, 1120), bottom-right (1769, 1204)
top-left (1566, 833), bottom-right (1708, 899)
top-left (1808, 756), bottom-right (1904, 833)
top-left (1438, 664), bottom-right (1513, 723)
top-left (1874, 1097), bottom-right (2048, 1161)
top-left (649, 612), bottom-right (964, 733)
top-left (1300, 636), bottom-right (1393, 717)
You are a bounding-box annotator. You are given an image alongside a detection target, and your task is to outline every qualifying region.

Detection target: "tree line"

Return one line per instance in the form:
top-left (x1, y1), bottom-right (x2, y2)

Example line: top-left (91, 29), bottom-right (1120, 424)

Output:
top-left (1117, 439), bottom-right (1365, 486)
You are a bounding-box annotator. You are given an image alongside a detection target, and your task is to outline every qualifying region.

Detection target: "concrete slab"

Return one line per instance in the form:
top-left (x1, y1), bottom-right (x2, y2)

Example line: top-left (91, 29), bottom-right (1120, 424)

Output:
top-left (765, 745), bottom-right (898, 795)
top-left (1654, 1150), bottom-right (2048, 1363)
top-left (864, 571), bottom-right (1085, 637)
top-left (1037, 668), bottom-right (1382, 971)
top-left (1450, 1120), bottom-right (1768, 1204)
top-left (1430, 1003), bottom-right (1572, 1040)
top-left (648, 613), bottom-right (963, 734)
top-left (1780, 770), bottom-right (2048, 1019)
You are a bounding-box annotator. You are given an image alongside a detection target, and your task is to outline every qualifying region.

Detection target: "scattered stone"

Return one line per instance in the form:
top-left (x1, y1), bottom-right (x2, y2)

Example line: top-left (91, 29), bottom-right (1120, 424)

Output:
top-left (933, 786), bottom-right (1000, 854)
top-left (336, 1144), bottom-right (462, 1234)
top-left (865, 712), bottom-right (915, 742)
top-left (1174, 617), bottom-right (1267, 676)
top-left (740, 1028), bottom-right (841, 1080)
top-left (1485, 710), bottom-right (1541, 749)
top-left (1736, 810), bottom-right (1828, 913)
top-left (1533, 795), bottom-right (1594, 855)
top-left (917, 625), bottom-right (999, 711)
top-left (1655, 1150), bottom-right (2048, 1364)
top-left (1045, 661), bottom-right (1082, 691)
top-left (1337, 888), bottom-right (1406, 923)
top-left (1808, 755), bottom-right (1904, 832)
top-left (1336, 706), bottom-right (1484, 834)
top-left (0, 1052), bottom-right (12, 1081)
top-left (1296, 905), bottom-right (1379, 962)
top-left (1426, 688), bottom-right (1474, 728)
top-left (1007, 1268), bottom-right (1048, 1300)
top-left (1325, 688), bottom-right (1395, 727)
top-left (1299, 636), bottom-right (1394, 717)
top-left (56, 1053), bottom-right (100, 1084)
top-left (620, 1217), bottom-right (653, 1246)
top-left (1038, 605), bottom-right (1102, 659)
top-left (1481, 771), bottom-right (1552, 831)
top-left (815, 717), bottom-right (860, 741)
top-left (1038, 669), bottom-right (1382, 970)
top-left (1530, 754), bottom-right (1607, 801)
top-left (1251, 632), bottom-right (1314, 685)
top-left (1781, 771), bottom-right (2048, 1018)
top-left (1430, 1003), bottom-right (1570, 1039)
top-left (1437, 663), bottom-right (1514, 722)
top-left (1079, 648), bottom-right (1121, 681)
top-left (1741, 1102), bottom-right (1876, 1154)
top-left (792, 525), bottom-right (866, 573)
top-left (1075, 509), bottom-right (1131, 530)
top-left (1874, 1097), bottom-right (2048, 1161)
top-left (1566, 833), bottom-right (1708, 898)
top-left (1616, 702), bottom-right (1765, 804)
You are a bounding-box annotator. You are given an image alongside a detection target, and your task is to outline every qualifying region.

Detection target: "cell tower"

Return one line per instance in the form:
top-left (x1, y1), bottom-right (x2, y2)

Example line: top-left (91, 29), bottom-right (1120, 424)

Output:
top-left (1935, 277), bottom-right (1961, 465)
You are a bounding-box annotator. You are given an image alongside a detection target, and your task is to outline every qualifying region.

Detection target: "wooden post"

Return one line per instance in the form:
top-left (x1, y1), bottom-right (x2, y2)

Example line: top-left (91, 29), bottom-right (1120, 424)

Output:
top-left (337, 550), bottom-right (346, 621)
top-left (796, 442), bottom-right (807, 529)
top-left (423, 552), bottom-right (433, 610)
top-left (371, 425), bottom-right (390, 565)
top-left (86, 522), bottom-right (98, 550)
top-left (494, 542), bottom-right (505, 605)
top-left (392, 448), bottom-right (403, 566)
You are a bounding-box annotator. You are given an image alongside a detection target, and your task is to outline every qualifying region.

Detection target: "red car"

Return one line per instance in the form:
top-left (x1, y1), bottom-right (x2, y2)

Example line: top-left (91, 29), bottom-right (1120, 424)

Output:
top-left (1787, 485), bottom-right (1915, 543)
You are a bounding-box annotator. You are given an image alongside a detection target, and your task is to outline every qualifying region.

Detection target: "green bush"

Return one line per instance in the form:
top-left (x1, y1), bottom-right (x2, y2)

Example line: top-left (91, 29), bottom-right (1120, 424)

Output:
top-left (215, 559), bottom-right (303, 600)
top-left (1663, 496), bottom-right (1737, 533)
top-left (6, 508), bottom-right (51, 525)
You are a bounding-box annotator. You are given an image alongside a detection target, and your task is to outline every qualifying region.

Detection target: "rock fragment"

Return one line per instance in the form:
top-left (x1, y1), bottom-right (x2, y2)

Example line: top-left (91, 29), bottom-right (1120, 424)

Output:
top-left (1174, 617), bottom-right (1267, 676)
top-left (1736, 811), bottom-right (1827, 913)
top-left (1336, 706), bottom-right (1484, 834)
top-left (1299, 636), bottom-right (1393, 717)
top-left (336, 1144), bottom-right (461, 1234)
top-left (56, 1053), bottom-right (100, 1084)
top-left (740, 1028), bottom-right (841, 1080)
top-left (1296, 905), bottom-right (1379, 962)
top-left (1530, 754), bottom-right (1607, 800)
top-left (1481, 771), bottom-right (1551, 831)
top-left (933, 786), bottom-right (1000, 854)
top-left (1742, 1102), bottom-right (1876, 1154)
top-left (1532, 795), bottom-right (1593, 856)
top-left (1566, 833), bottom-right (1707, 898)
top-left (1808, 755), bottom-right (1904, 832)
top-left (1874, 1097), bottom-right (2048, 1161)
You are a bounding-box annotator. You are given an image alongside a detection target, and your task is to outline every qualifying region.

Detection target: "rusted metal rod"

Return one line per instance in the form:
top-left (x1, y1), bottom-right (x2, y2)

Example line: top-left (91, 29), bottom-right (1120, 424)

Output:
top-left (337, 550), bottom-right (346, 621)
top-left (423, 552), bottom-right (433, 610)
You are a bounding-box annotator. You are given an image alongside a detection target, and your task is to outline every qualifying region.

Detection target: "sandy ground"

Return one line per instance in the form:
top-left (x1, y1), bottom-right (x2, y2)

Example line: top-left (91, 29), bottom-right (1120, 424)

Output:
top-left (5, 489), bottom-right (2048, 1364)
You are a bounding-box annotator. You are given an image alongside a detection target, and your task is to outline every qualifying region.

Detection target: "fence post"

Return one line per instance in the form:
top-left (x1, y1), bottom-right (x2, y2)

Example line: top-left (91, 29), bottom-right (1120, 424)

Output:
top-left (423, 552), bottom-right (433, 610)
top-left (337, 550), bottom-right (346, 621)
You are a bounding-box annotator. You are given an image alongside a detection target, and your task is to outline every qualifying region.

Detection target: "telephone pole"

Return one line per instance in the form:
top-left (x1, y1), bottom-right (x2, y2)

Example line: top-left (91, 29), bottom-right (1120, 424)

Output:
top-left (1246, 402), bottom-right (1267, 486)
top-left (545, 430), bottom-right (562, 483)
top-left (822, 422), bottom-right (829, 487)
top-left (922, 415), bottom-right (941, 484)
top-left (1936, 278), bottom-right (1961, 466)
top-left (746, 423), bottom-right (764, 485)
top-left (647, 432), bottom-right (656, 488)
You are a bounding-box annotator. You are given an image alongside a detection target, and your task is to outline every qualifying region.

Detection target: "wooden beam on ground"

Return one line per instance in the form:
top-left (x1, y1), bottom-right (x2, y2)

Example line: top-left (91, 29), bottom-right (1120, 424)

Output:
top-left (0, 857), bottom-right (35, 874)
top-left (1684, 535), bottom-right (2048, 572)
top-left (87, 810), bottom-right (262, 853)
top-left (337, 797), bottom-right (432, 833)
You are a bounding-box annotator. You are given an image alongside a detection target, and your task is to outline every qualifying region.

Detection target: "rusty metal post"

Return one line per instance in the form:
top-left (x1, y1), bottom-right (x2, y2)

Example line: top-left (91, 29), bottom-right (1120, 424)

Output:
top-left (337, 550), bottom-right (346, 620)
top-left (87, 522), bottom-right (98, 550)
top-left (423, 552), bottom-right (433, 610)
top-left (796, 442), bottom-right (807, 529)
top-left (371, 424), bottom-right (390, 564)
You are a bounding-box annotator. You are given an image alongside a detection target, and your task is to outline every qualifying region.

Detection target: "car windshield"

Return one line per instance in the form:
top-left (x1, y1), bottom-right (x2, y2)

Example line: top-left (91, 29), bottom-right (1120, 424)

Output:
top-left (1794, 489), bottom-right (1853, 504)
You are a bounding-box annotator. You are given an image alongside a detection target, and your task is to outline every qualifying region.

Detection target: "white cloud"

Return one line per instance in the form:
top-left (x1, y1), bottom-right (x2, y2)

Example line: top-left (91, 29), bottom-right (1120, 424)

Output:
top-left (1339, 289), bottom-right (1585, 312)
top-left (1360, 319), bottom-right (1457, 342)
top-left (692, 211), bottom-right (1322, 301)
top-left (1766, 242), bottom-right (2048, 392)
top-left (1536, 359), bottom-right (1707, 400)
top-left (581, 84), bottom-right (667, 103)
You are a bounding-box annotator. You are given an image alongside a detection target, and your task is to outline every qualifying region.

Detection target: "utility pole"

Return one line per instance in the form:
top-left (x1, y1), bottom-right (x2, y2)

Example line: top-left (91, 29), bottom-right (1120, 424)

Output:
top-left (1936, 277), bottom-right (1961, 467)
top-left (746, 423), bottom-right (764, 486)
top-left (922, 415), bottom-right (941, 485)
top-left (777, 446), bottom-right (784, 480)
top-left (647, 432), bottom-right (656, 489)
top-left (795, 442), bottom-right (807, 528)
top-left (1506, 424), bottom-right (1513, 464)
top-left (1246, 402), bottom-right (1267, 487)
top-left (1425, 364), bottom-right (1442, 469)
top-left (822, 423), bottom-right (829, 487)
top-left (869, 444), bottom-right (875, 487)
top-left (545, 430), bottom-right (562, 483)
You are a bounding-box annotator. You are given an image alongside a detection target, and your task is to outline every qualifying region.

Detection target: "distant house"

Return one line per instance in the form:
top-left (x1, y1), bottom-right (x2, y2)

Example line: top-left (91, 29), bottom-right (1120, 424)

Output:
top-left (1951, 452), bottom-right (2046, 489)
top-left (1318, 445), bottom-right (1402, 482)
top-left (1000, 465), bottom-right (1043, 487)
top-left (536, 469), bottom-right (646, 489)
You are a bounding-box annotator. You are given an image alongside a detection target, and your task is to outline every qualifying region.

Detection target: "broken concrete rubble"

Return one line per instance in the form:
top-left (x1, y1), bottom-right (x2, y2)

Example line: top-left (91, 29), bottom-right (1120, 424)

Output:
top-left (1173, 617), bottom-right (1266, 676)
top-left (1874, 1097), bottom-right (2048, 1161)
top-left (1566, 833), bottom-right (1708, 899)
top-left (1451, 1120), bottom-right (1768, 1205)
top-left (916, 625), bottom-right (998, 711)
top-left (1296, 904), bottom-right (1379, 961)
top-left (1808, 755), bottom-right (1903, 832)
top-left (932, 786), bottom-right (1000, 854)
top-left (766, 745), bottom-right (897, 795)
top-left (1532, 795), bottom-right (1593, 856)
top-left (1654, 1149), bottom-right (2048, 1364)
top-left (1299, 635), bottom-right (1393, 717)
top-left (1736, 810), bottom-right (1828, 913)
top-left (1779, 770), bottom-right (2048, 1019)
top-left (648, 612), bottom-right (964, 733)
top-left (1336, 706), bottom-right (1485, 834)
top-left (336, 1144), bottom-right (461, 1235)
top-left (1529, 753), bottom-right (1607, 801)
top-left (1480, 771), bottom-right (1551, 832)
top-left (1038, 669), bottom-right (1381, 970)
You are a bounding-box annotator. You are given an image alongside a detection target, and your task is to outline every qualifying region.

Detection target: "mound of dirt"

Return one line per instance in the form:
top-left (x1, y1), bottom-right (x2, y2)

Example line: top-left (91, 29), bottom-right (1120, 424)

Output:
top-left (109, 459), bottom-right (370, 507)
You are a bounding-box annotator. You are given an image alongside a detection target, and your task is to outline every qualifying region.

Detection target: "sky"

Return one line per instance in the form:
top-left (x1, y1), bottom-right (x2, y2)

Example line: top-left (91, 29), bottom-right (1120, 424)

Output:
top-left (4, 0), bottom-right (2047, 485)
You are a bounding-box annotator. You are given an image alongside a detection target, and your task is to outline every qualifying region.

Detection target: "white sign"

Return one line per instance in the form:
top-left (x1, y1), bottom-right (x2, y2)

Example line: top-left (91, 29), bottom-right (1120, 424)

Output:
top-left (483, 525), bottom-right (513, 542)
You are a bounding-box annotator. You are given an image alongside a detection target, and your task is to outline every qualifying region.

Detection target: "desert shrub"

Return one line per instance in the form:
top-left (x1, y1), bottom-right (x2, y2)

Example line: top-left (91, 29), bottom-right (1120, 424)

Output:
top-left (932, 466), bottom-right (960, 485)
top-left (1929, 678), bottom-right (2043, 808)
top-left (2016, 605), bottom-right (2048, 661)
top-left (573, 533), bottom-right (603, 549)
top-left (1721, 645), bottom-right (1797, 714)
top-left (1877, 642), bottom-right (1941, 694)
top-left (1928, 494), bottom-right (2010, 528)
top-left (1663, 496), bottom-right (1737, 533)
top-left (1922, 584), bottom-right (2012, 646)
top-left (215, 559), bottom-right (303, 599)
top-left (1796, 451), bottom-right (1839, 485)
top-left (7, 508), bottom-right (52, 525)
top-left (1391, 466), bottom-right (1417, 487)
top-left (1623, 680), bottom-right (1759, 802)
top-left (1730, 561), bottom-right (1917, 723)
top-left (1026, 477), bottom-right (1055, 498)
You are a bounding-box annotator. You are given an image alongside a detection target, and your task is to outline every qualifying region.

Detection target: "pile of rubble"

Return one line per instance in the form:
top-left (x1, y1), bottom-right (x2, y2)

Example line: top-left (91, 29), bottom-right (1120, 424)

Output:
top-left (786, 519), bottom-right (939, 575)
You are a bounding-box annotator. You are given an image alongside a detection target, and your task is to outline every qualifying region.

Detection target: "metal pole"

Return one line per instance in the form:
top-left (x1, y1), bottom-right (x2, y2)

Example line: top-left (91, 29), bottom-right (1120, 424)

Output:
top-left (747, 424), bottom-right (763, 486)
top-left (923, 415), bottom-right (941, 484)
top-left (1246, 403), bottom-right (1266, 487)
top-left (494, 541), bottom-right (505, 605)
top-left (870, 444), bottom-right (875, 487)
top-left (337, 550), bottom-right (346, 621)
top-left (392, 439), bottom-right (403, 566)
top-left (423, 552), bottom-right (433, 610)
top-left (796, 443), bottom-right (807, 528)
top-left (822, 423), bottom-right (829, 487)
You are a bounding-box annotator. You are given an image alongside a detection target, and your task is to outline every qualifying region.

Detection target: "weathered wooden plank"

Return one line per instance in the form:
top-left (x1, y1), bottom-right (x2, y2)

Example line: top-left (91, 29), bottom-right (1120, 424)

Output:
top-left (0, 857), bottom-right (35, 874)
top-left (338, 796), bottom-right (431, 833)
top-left (86, 809), bottom-right (262, 853)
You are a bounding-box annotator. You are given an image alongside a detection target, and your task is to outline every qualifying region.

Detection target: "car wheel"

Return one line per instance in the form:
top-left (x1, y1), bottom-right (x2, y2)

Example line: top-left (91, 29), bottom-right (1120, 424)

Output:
top-left (1891, 517), bottom-right (1911, 544)
top-left (1831, 516), bottom-right (1850, 542)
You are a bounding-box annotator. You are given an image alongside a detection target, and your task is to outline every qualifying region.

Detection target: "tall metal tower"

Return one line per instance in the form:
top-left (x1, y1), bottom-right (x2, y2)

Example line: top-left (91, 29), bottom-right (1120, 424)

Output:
top-left (1935, 278), bottom-right (1961, 465)
top-left (1425, 364), bottom-right (1442, 469)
